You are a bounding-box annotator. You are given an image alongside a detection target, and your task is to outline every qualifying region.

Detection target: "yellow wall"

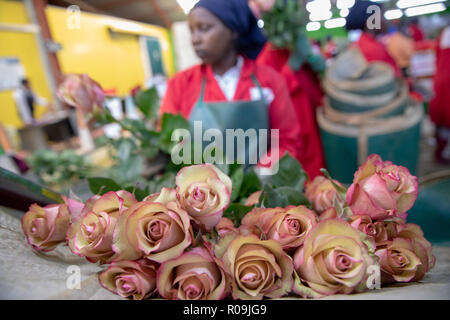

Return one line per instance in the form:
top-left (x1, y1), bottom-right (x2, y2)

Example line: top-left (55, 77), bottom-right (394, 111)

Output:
top-left (0, 0), bottom-right (52, 127)
top-left (0, 1), bottom-right (175, 128)
top-left (46, 6), bottom-right (175, 95)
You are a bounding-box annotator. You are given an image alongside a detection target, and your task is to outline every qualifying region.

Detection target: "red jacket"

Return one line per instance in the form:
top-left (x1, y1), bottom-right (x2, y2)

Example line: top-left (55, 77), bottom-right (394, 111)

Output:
top-left (430, 29), bottom-right (450, 128)
top-left (257, 43), bottom-right (326, 178)
top-left (160, 57), bottom-right (302, 165)
top-left (355, 32), bottom-right (401, 77)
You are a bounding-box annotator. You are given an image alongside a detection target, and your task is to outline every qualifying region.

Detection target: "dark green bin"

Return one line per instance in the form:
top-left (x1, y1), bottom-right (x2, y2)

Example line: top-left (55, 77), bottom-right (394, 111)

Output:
top-left (317, 102), bottom-right (423, 185)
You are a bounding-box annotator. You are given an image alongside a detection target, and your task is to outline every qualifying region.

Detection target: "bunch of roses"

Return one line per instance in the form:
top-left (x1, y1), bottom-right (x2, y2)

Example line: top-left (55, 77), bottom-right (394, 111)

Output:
top-left (21, 155), bottom-right (435, 300)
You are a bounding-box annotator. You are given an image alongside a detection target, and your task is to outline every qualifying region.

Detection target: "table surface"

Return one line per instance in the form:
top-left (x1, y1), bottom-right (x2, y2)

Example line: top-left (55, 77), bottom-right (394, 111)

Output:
top-left (1, 209), bottom-right (449, 300)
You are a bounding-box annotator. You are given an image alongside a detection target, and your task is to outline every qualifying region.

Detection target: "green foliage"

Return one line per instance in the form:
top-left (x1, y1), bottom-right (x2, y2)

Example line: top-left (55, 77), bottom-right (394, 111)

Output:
top-left (134, 87), bottom-right (160, 120)
top-left (27, 149), bottom-right (93, 190)
top-left (261, 0), bottom-right (307, 50)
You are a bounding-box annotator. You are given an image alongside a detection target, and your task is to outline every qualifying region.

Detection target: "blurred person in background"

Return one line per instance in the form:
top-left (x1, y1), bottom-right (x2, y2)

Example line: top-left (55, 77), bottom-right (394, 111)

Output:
top-left (385, 19), bottom-right (414, 77)
top-left (429, 25), bottom-right (450, 164)
top-left (160, 0), bottom-right (301, 169)
top-left (408, 17), bottom-right (425, 42)
top-left (345, 0), bottom-right (401, 77)
top-left (13, 78), bottom-right (50, 126)
top-left (253, 0), bottom-right (326, 178)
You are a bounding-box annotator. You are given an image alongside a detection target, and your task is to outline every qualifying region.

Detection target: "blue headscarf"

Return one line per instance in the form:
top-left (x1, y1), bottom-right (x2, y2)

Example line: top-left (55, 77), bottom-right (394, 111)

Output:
top-left (346, 0), bottom-right (382, 31)
top-left (193, 0), bottom-right (267, 60)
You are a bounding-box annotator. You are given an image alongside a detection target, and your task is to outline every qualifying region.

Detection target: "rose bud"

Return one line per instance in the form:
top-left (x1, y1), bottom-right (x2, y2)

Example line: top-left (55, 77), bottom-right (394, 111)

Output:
top-left (375, 238), bottom-right (422, 283)
top-left (293, 219), bottom-right (376, 297)
top-left (396, 223), bottom-right (436, 281)
top-left (157, 247), bottom-right (230, 300)
top-left (176, 164), bottom-right (232, 232)
top-left (347, 154), bottom-right (418, 221)
top-left (215, 234), bottom-right (294, 300)
top-left (305, 176), bottom-right (344, 213)
top-left (21, 203), bottom-right (70, 252)
top-left (99, 259), bottom-right (159, 300)
top-left (112, 201), bottom-right (193, 263)
top-left (57, 74), bottom-right (104, 113)
top-left (216, 217), bottom-right (239, 238)
top-left (240, 206), bottom-right (318, 251)
top-left (244, 190), bottom-right (262, 207)
top-left (66, 191), bottom-right (137, 264)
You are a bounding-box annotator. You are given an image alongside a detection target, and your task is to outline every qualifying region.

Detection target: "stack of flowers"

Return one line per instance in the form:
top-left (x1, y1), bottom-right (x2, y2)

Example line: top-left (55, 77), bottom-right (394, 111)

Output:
top-left (21, 154), bottom-right (435, 300)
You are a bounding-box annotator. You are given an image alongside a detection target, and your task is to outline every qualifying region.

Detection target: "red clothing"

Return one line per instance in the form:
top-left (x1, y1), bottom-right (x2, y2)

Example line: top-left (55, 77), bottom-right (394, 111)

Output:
top-left (257, 43), bottom-right (326, 178)
top-left (408, 25), bottom-right (425, 42)
top-left (160, 57), bottom-right (302, 164)
top-left (429, 30), bottom-right (450, 128)
top-left (354, 32), bottom-right (401, 77)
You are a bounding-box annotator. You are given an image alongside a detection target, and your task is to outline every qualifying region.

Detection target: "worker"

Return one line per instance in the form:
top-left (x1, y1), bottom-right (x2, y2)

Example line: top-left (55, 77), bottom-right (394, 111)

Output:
top-left (13, 78), bottom-right (49, 126)
top-left (345, 0), bottom-right (401, 77)
top-left (429, 26), bottom-right (450, 164)
top-left (160, 0), bottom-right (301, 170)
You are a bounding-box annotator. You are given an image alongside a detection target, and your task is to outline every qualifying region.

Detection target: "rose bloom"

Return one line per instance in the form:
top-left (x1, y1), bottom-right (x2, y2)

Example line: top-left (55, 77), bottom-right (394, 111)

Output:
top-left (305, 176), bottom-right (344, 213)
top-left (99, 259), bottom-right (159, 300)
top-left (215, 234), bottom-right (294, 300)
top-left (113, 201), bottom-right (193, 263)
top-left (240, 206), bottom-right (318, 251)
top-left (157, 247), bottom-right (230, 300)
top-left (67, 191), bottom-right (137, 264)
top-left (143, 187), bottom-right (177, 204)
top-left (347, 154), bottom-right (418, 220)
top-left (176, 164), bottom-right (232, 232)
top-left (396, 223), bottom-right (436, 281)
top-left (375, 238), bottom-right (423, 283)
top-left (21, 203), bottom-right (70, 252)
top-left (293, 219), bottom-right (376, 296)
top-left (57, 74), bottom-right (104, 113)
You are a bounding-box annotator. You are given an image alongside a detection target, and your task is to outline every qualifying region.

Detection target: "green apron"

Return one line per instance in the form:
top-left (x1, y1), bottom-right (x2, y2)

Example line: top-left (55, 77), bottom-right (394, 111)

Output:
top-left (189, 74), bottom-right (269, 167)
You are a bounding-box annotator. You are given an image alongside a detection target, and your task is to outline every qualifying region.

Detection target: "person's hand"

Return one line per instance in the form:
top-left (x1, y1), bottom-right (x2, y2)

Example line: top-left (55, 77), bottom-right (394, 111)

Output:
top-left (248, 0), bottom-right (276, 19)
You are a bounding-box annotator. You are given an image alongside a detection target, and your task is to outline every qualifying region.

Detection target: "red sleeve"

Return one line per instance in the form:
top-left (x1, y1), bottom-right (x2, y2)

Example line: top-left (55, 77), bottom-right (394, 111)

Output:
top-left (257, 67), bottom-right (302, 168)
top-left (159, 76), bottom-right (181, 116)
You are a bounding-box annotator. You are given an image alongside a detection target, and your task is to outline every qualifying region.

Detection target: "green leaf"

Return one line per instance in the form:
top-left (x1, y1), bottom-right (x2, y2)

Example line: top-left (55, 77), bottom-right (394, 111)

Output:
top-left (223, 204), bottom-right (254, 227)
top-left (258, 184), bottom-right (289, 208)
top-left (124, 184), bottom-right (149, 201)
top-left (94, 106), bottom-right (116, 125)
top-left (239, 168), bottom-right (262, 198)
top-left (271, 153), bottom-right (308, 190)
top-left (276, 186), bottom-right (311, 207)
top-left (159, 113), bottom-right (190, 154)
top-left (134, 87), bottom-right (160, 120)
top-left (87, 177), bottom-right (121, 195)
top-left (230, 167), bottom-right (244, 202)
top-left (148, 172), bottom-right (176, 194)
top-left (140, 131), bottom-right (160, 159)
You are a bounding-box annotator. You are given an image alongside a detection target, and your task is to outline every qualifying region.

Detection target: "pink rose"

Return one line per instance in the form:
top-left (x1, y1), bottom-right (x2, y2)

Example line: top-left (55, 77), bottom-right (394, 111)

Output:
top-left (21, 203), bottom-right (70, 252)
top-left (57, 74), bottom-right (104, 113)
top-left (375, 238), bottom-right (423, 283)
top-left (396, 223), bottom-right (436, 281)
top-left (157, 247), bottom-right (230, 300)
top-left (240, 206), bottom-right (318, 251)
top-left (176, 164), bottom-right (232, 232)
top-left (347, 154), bottom-right (418, 220)
top-left (293, 219), bottom-right (376, 297)
top-left (99, 259), bottom-right (159, 300)
top-left (112, 201), bottom-right (193, 263)
top-left (305, 176), bottom-right (344, 213)
top-left (215, 234), bottom-right (294, 300)
top-left (66, 191), bottom-right (137, 264)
